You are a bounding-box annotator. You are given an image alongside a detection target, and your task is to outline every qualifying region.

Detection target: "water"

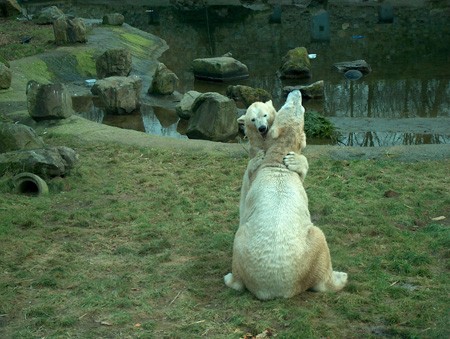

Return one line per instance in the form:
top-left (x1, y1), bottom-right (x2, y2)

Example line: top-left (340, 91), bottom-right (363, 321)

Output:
top-left (34, 1), bottom-right (450, 146)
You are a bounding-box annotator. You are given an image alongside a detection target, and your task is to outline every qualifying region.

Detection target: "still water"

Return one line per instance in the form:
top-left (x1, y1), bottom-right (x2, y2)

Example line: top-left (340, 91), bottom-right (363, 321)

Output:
top-left (38, 2), bottom-right (450, 146)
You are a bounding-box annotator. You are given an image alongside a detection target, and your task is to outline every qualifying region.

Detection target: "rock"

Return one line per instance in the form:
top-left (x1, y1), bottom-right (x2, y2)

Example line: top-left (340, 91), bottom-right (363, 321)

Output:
top-left (192, 56), bottom-right (249, 81)
top-left (34, 6), bottom-right (64, 24)
top-left (283, 80), bottom-right (324, 99)
top-left (186, 92), bottom-right (238, 142)
top-left (0, 62), bottom-right (11, 89)
top-left (91, 75), bottom-right (142, 115)
top-left (26, 81), bottom-right (73, 121)
top-left (176, 90), bottom-right (201, 120)
top-left (333, 60), bottom-right (372, 74)
top-left (279, 47), bottom-right (311, 79)
top-left (96, 48), bottom-right (132, 79)
top-left (53, 16), bottom-right (87, 45)
top-left (148, 63), bottom-right (179, 95)
top-left (0, 122), bottom-right (45, 153)
top-left (0, 0), bottom-right (21, 17)
top-left (102, 13), bottom-right (125, 26)
top-left (0, 146), bottom-right (78, 178)
top-left (226, 85), bottom-right (272, 108)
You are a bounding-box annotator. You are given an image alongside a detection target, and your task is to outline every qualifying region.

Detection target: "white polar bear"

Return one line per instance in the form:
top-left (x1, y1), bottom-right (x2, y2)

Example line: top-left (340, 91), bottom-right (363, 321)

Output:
top-left (225, 90), bottom-right (347, 300)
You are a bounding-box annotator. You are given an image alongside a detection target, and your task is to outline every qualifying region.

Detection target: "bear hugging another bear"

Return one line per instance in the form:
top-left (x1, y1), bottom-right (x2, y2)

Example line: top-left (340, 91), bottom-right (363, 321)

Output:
top-left (225, 90), bottom-right (348, 301)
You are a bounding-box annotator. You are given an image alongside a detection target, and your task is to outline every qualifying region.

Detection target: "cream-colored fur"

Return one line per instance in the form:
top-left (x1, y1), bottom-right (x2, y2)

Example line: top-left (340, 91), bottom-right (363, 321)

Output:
top-left (225, 90), bottom-right (347, 300)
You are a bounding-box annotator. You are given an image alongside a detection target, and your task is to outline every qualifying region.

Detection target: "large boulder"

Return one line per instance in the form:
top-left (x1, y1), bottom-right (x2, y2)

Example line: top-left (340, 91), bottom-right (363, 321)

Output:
top-left (102, 13), bottom-right (125, 26)
top-left (26, 81), bottom-right (73, 121)
top-left (0, 122), bottom-right (45, 153)
top-left (176, 90), bottom-right (201, 120)
top-left (91, 75), bottom-right (142, 115)
top-left (96, 48), bottom-right (132, 79)
top-left (34, 6), bottom-right (64, 24)
top-left (333, 59), bottom-right (372, 75)
top-left (278, 47), bottom-right (311, 79)
top-left (0, 62), bottom-right (11, 89)
top-left (53, 16), bottom-right (87, 45)
top-left (0, 0), bottom-right (21, 17)
top-left (148, 62), bottom-right (179, 95)
top-left (226, 85), bottom-right (272, 108)
top-left (192, 56), bottom-right (249, 81)
top-left (283, 80), bottom-right (324, 99)
top-left (186, 92), bottom-right (238, 142)
top-left (0, 146), bottom-right (78, 178)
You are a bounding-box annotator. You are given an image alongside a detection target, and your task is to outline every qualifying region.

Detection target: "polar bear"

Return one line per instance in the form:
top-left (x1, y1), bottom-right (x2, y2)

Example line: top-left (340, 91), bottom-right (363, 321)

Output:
top-left (225, 90), bottom-right (347, 300)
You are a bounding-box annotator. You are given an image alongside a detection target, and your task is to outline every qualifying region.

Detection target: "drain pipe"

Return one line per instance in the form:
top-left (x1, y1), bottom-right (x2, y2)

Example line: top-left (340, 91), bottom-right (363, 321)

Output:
top-left (13, 172), bottom-right (49, 196)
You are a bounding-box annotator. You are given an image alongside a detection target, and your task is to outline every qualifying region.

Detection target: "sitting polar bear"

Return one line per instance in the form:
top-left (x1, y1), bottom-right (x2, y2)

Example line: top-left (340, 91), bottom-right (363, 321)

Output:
top-left (225, 90), bottom-right (347, 300)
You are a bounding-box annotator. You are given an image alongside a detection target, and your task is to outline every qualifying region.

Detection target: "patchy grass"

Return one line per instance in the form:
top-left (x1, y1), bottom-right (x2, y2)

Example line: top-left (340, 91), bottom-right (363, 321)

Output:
top-left (0, 18), bottom-right (55, 62)
top-left (0, 133), bottom-right (449, 338)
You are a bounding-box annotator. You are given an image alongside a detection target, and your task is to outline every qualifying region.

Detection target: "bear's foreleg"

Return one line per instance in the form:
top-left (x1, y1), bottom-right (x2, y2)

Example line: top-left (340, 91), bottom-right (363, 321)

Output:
top-left (283, 152), bottom-right (309, 182)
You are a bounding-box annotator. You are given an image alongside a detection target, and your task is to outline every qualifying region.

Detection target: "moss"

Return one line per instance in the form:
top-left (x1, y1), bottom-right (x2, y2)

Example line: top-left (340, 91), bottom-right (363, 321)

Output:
top-left (115, 31), bottom-right (154, 57)
top-left (73, 49), bottom-right (97, 77)
top-left (19, 59), bottom-right (53, 84)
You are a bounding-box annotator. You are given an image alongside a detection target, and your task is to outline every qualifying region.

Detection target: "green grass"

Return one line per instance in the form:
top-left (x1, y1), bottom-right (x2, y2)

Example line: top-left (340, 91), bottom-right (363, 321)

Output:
top-left (0, 134), bottom-right (449, 338)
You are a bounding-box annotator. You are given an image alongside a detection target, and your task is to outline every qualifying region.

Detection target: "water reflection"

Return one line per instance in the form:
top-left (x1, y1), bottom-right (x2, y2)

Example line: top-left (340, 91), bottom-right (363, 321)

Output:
top-left (35, 1), bottom-right (450, 146)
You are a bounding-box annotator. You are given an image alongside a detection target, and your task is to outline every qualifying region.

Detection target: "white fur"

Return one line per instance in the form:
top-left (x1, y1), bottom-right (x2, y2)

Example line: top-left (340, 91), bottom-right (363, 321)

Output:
top-left (225, 90), bottom-right (347, 300)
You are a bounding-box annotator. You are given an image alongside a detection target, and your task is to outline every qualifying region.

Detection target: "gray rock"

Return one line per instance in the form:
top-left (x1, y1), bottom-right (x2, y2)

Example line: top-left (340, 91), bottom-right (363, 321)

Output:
top-left (283, 80), bottom-right (324, 99)
top-left (53, 16), bottom-right (87, 45)
top-left (102, 13), bottom-right (125, 26)
top-left (0, 0), bottom-right (21, 17)
top-left (333, 60), bottom-right (372, 74)
top-left (96, 48), bottom-right (132, 79)
top-left (91, 75), bottom-right (142, 115)
top-left (26, 81), bottom-right (73, 121)
top-left (279, 47), bottom-right (311, 79)
top-left (192, 56), bottom-right (249, 81)
top-left (34, 6), bottom-right (64, 24)
top-left (0, 62), bottom-right (12, 89)
top-left (0, 146), bottom-right (78, 178)
top-left (226, 85), bottom-right (272, 108)
top-left (186, 92), bottom-right (238, 142)
top-left (0, 122), bottom-right (45, 153)
top-left (176, 90), bottom-right (201, 120)
top-left (148, 63), bottom-right (179, 95)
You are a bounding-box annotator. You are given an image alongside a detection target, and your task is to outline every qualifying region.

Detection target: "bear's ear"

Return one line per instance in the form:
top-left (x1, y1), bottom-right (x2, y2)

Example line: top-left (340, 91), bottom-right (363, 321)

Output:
top-left (265, 100), bottom-right (275, 110)
top-left (237, 115), bottom-right (246, 125)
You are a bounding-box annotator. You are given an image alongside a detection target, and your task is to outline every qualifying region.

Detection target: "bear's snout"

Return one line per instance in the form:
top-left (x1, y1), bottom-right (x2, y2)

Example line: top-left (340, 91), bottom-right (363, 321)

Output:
top-left (258, 126), bottom-right (268, 135)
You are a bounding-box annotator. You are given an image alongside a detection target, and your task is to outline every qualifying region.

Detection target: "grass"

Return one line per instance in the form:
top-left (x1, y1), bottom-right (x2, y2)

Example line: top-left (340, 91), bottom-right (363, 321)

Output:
top-left (0, 133), bottom-right (448, 338)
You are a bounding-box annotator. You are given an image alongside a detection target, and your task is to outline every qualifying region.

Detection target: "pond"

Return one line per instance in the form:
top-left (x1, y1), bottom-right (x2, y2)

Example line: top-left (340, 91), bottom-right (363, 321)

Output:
top-left (29, 1), bottom-right (450, 146)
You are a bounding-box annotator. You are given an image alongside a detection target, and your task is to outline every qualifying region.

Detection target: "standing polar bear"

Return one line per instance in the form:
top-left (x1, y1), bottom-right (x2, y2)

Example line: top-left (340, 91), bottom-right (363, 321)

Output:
top-left (225, 90), bottom-right (347, 300)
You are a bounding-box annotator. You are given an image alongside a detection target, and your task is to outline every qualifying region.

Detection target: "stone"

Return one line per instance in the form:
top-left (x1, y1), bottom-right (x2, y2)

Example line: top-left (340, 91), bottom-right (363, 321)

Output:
top-left (176, 90), bottom-right (201, 120)
top-left (192, 56), bottom-right (249, 81)
top-left (0, 0), bottom-right (21, 17)
top-left (0, 146), bottom-right (78, 178)
top-left (278, 47), bottom-right (311, 79)
top-left (34, 6), bottom-right (64, 24)
top-left (96, 48), bottom-right (132, 79)
top-left (0, 62), bottom-right (11, 89)
top-left (91, 75), bottom-right (142, 115)
top-left (102, 13), bottom-right (125, 26)
top-left (333, 60), bottom-right (372, 74)
top-left (186, 92), bottom-right (238, 142)
top-left (283, 80), bottom-right (324, 99)
top-left (148, 63), bottom-right (179, 95)
top-left (26, 81), bottom-right (73, 121)
top-left (53, 16), bottom-right (87, 45)
top-left (226, 85), bottom-right (272, 108)
top-left (0, 123), bottom-right (45, 153)
top-left (378, 4), bottom-right (394, 24)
